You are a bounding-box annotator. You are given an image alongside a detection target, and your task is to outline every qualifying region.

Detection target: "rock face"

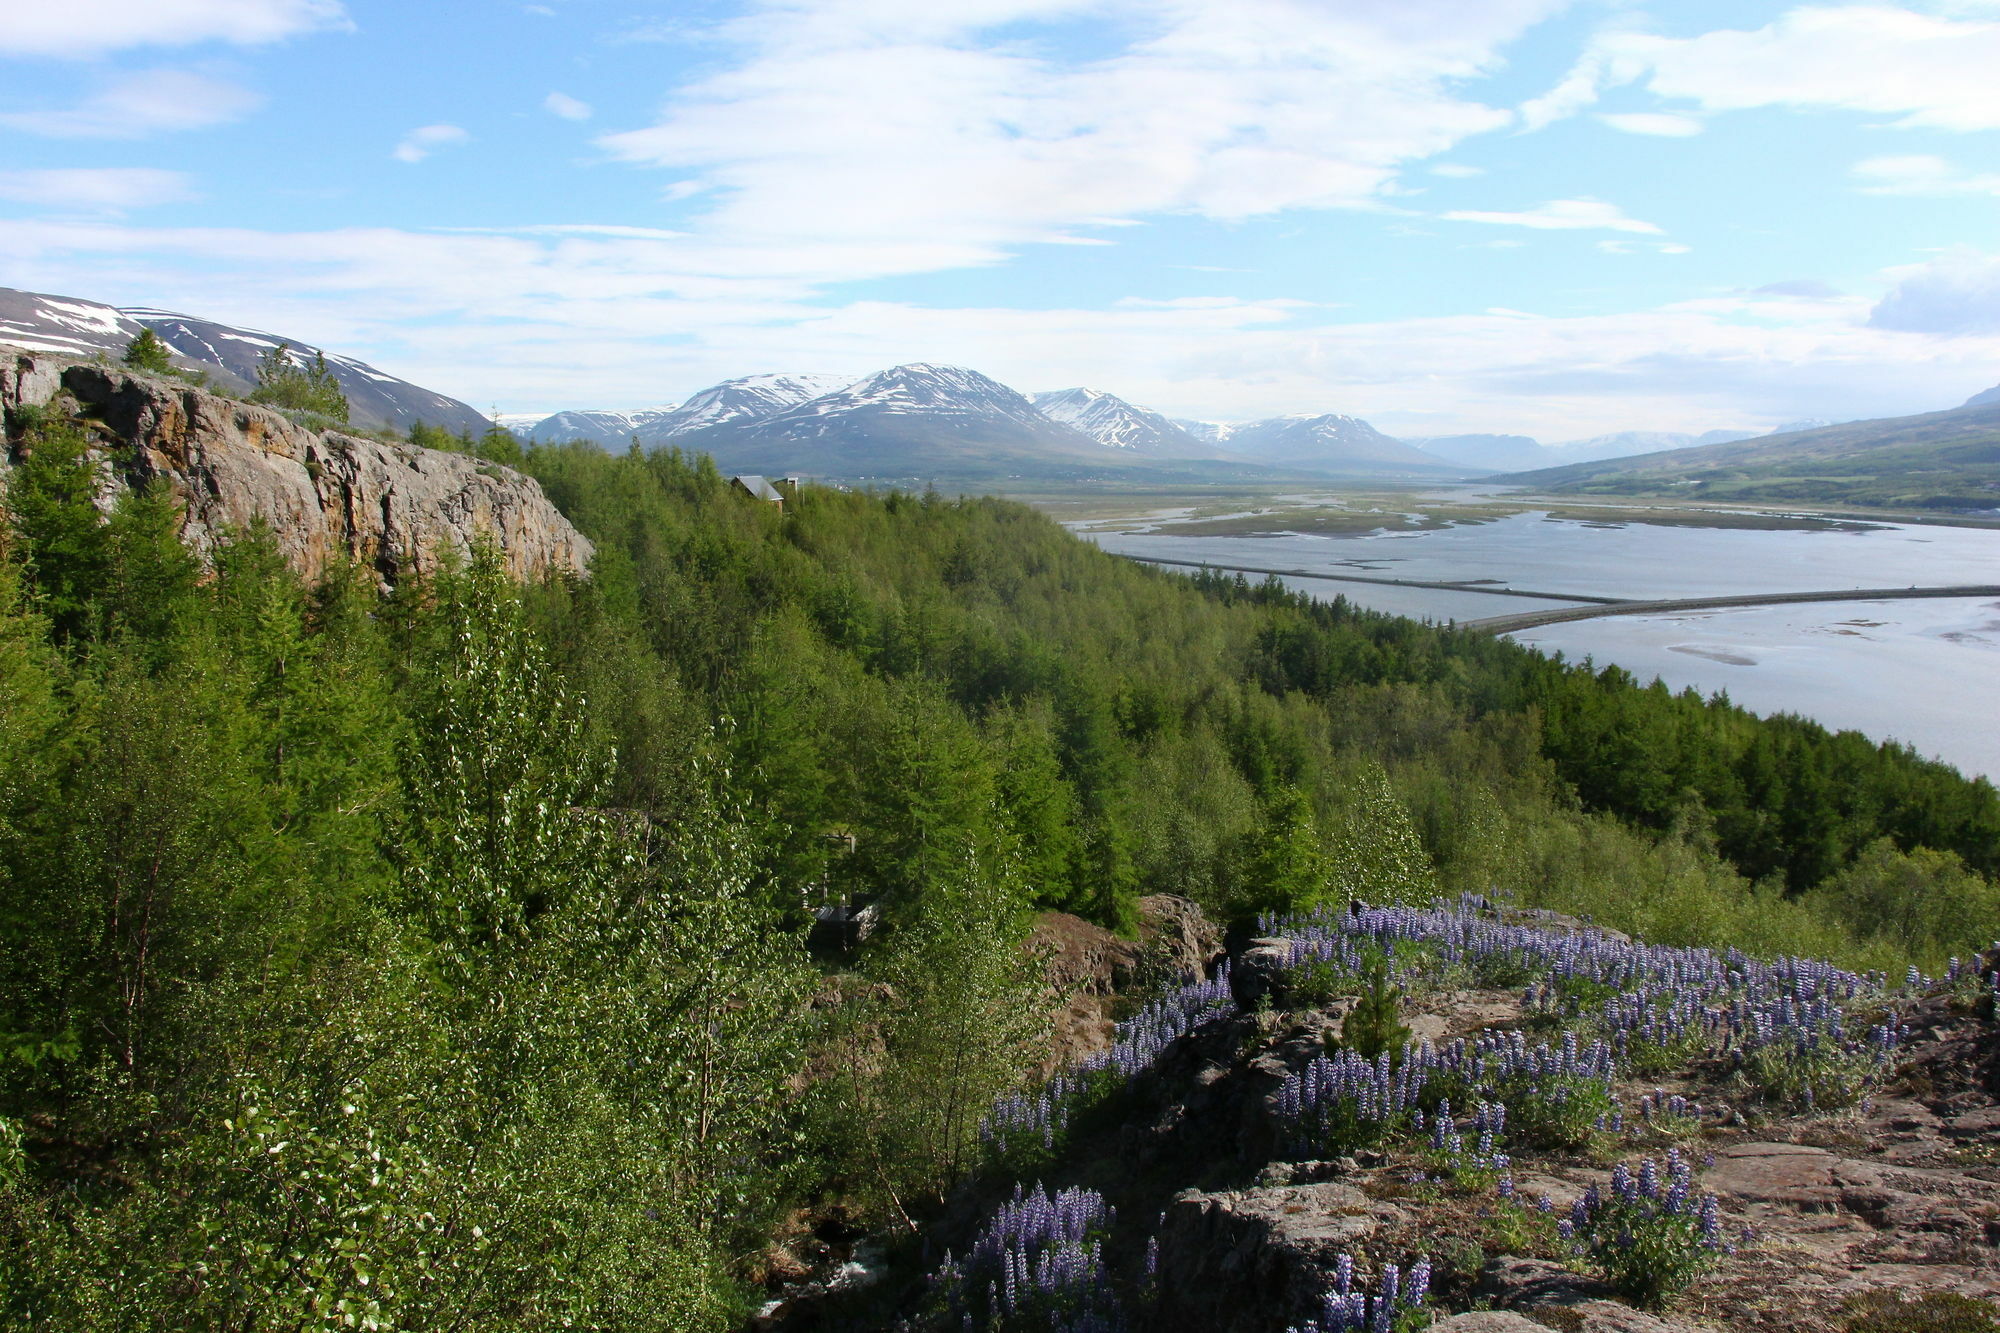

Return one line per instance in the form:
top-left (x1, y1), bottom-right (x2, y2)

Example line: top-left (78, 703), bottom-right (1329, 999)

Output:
top-left (2, 349), bottom-right (591, 585)
top-left (1153, 1181), bottom-right (1407, 1333)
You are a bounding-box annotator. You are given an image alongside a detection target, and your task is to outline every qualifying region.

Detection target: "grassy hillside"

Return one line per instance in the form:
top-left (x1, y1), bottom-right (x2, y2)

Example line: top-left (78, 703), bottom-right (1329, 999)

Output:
top-left (1508, 402), bottom-right (2000, 511)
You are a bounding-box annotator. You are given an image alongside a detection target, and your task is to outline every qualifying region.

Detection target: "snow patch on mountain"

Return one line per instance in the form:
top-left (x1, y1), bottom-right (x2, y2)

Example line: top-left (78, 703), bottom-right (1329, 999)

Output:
top-left (1031, 387), bottom-right (1204, 454)
top-left (648, 373), bottom-right (854, 438)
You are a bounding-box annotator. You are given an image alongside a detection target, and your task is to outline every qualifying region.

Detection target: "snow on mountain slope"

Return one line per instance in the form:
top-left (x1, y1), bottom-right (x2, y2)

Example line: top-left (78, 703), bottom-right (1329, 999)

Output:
top-left (771, 364), bottom-right (1049, 428)
top-left (672, 363), bottom-right (1111, 475)
top-left (1172, 419), bottom-right (1235, 446)
top-left (0, 286), bottom-right (490, 435)
top-left (507, 407), bottom-right (681, 446)
top-left (645, 373), bottom-right (854, 439)
top-left (1031, 387), bottom-right (1207, 454)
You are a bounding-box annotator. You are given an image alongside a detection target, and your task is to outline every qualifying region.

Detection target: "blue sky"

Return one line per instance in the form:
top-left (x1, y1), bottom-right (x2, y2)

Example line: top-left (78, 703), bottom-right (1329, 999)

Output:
top-left (2, 0), bottom-right (1998, 440)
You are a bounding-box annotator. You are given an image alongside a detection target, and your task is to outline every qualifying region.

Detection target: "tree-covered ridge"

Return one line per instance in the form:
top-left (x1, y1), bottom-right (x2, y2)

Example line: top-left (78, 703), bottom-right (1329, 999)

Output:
top-left (2, 400), bottom-right (1996, 1327)
top-left (529, 442), bottom-right (1999, 957)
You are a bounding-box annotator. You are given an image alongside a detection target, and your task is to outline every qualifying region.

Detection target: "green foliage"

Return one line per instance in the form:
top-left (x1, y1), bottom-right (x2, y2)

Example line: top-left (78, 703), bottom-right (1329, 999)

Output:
top-left (1341, 951), bottom-right (1412, 1061)
top-left (406, 420), bottom-right (459, 452)
top-left (862, 847), bottom-right (1049, 1211)
top-left (1287, 957), bottom-right (1355, 1009)
top-left (120, 327), bottom-right (172, 374)
top-left (4, 413), bottom-right (107, 640)
top-left (1810, 839), bottom-right (2000, 973)
top-left (1734, 1038), bottom-right (1878, 1112)
top-left (247, 341), bottom-right (349, 423)
top-left (1572, 1202), bottom-right (1721, 1311)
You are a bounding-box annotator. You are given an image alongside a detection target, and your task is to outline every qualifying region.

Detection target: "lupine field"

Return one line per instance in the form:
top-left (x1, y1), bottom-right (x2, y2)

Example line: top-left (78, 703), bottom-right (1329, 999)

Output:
top-left (900, 893), bottom-right (1999, 1332)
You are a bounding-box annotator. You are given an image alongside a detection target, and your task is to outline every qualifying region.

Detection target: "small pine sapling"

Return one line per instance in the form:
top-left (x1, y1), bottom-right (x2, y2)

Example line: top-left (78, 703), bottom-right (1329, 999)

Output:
top-left (1342, 949), bottom-right (1412, 1061)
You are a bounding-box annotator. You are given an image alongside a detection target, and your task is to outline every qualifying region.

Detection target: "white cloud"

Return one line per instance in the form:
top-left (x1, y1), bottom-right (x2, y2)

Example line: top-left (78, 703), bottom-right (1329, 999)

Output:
top-left (0, 0), bottom-right (348, 59)
top-left (7, 216), bottom-right (1993, 441)
top-left (596, 0), bottom-right (1571, 258)
top-left (0, 168), bottom-right (196, 213)
top-left (1870, 250), bottom-right (2000, 333)
top-left (0, 70), bottom-right (263, 138)
top-left (1538, 5), bottom-right (2000, 134)
top-left (1853, 153), bottom-right (2000, 196)
top-left (1598, 111), bottom-right (1702, 136)
top-left (544, 91), bottom-right (593, 121)
top-left (1429, 162), bottom-right (1485, 177)
top-left (1444, 198), bottom-right (1663, 234)
top-left (1517, 48), bottom-right (1611, 130)
top-left (1597, 238), bottom-right (1692, 255)
top-left (393, 124), bottom-right (471, 164)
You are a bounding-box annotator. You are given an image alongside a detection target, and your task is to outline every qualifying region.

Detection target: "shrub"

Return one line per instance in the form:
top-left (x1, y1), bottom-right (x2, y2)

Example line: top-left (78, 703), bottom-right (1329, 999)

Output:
top-left (1558, 1152), bottom-right (1732, 1309)
top-left (247, 341), bottom-right (349, 423)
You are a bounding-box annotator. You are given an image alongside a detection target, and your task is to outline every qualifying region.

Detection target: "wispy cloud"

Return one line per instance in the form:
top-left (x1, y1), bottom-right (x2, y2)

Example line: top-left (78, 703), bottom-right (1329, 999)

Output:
top-left (1854, 154), bottom-right (2000, 196)
top-left (0, 168), bottom-right (197, 213)
top-left (1598, 112), bottom-right (1702, 137)
top-left (544, 91), bottom-right (592, 121)
top-left (393, 124), bottom-right (471, 164)
top-left (1444, 198), bottom-right (1663, 234)
top-left (595, 0), bottom-right (1570, 264)
top-left (0, 69), bottom-right (263, 139)
top-left (1527, 5), bottom-right (2000, 133)
top-left (0, 0), bottom-right (349, 59)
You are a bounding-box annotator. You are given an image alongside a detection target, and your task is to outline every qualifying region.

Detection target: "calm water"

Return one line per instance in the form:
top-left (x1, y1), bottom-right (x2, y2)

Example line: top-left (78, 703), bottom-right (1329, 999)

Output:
top-left (1078, 512), bottom-right (2000, 779)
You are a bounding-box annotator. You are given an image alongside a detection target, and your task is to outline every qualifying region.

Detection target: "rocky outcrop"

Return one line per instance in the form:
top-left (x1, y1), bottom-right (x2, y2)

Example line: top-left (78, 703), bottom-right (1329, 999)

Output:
top-left (1153, 1180), bottom-right (1409, 1333)
top-left (1, 349), bottom-right (591, 584)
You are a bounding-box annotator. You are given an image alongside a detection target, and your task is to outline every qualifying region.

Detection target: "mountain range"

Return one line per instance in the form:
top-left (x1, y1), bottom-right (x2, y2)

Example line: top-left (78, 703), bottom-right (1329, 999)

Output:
top-left (505, 367), bottom-right (1472, 481)
top-left (1504, 401), bottom-right (2000, 511)
top-left (1410, 422), bottom-right (1837, 475)
top-left (10, 283), bottom-right (1995, 492)
top-left (0, 286), bottom-right (490, 435)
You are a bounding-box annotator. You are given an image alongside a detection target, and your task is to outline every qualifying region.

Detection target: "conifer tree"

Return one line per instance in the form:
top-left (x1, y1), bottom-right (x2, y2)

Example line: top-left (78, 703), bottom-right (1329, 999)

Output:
top-left (120, 327), bottom-right (172, 374)
top-left (247, 341), bottom-right (350, 423)
top-left (4, 414), bottom-right (107, 641)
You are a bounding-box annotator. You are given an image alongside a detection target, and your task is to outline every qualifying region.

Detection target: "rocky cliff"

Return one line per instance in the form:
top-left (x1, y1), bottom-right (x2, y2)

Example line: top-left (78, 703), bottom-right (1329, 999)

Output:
top-left (1, 348), bottom-right (591, 584)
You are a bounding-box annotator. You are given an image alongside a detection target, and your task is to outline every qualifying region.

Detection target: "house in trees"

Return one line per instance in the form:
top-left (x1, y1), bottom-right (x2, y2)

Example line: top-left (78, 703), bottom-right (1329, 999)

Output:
top-left (731, 474), bottom-right (801, 508)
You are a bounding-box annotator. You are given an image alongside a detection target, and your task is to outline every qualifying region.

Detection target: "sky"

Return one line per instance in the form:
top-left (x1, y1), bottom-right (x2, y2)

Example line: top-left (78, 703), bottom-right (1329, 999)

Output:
top-left (2, 0), bottom-right (1998, 440)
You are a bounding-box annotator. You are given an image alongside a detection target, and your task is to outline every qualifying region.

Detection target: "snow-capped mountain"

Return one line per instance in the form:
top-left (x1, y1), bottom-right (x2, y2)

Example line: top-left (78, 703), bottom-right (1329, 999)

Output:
top-left (0, 285), bottom-right (490, 435)
top-left (1031, 387), bottom-right (1207, 455)
top-left (1172, 419), bottom-right (1236, 447)
top-left (1223, 413), bottom-right (1461, 475)
top-left (675, 363), bottom-right (1109, 476)
top-left (644, 373), bottom-right (855, 440)
top-left (509, 408), bottom-right (681, 446)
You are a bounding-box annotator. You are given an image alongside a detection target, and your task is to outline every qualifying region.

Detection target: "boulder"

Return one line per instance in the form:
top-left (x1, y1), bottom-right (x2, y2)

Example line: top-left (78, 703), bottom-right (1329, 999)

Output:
top-left (1152, 1181), bottom-right (1406, 1333)
top-left (1230, 938), bottom-right (1296, 1008)
top-left (1428, 1316), bottom-right (1550, 1333)
top-left (1139, 893), bottom-right (1223, 981)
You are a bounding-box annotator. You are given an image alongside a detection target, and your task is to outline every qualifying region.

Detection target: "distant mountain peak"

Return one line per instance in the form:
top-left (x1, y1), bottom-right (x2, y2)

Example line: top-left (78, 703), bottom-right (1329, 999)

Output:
top-left (1221, 412), bottom-right (1461, 475)
top-left (644, 372), bottom-right (853, 439)
top-left (1032, 386), bottom-right (1206, 454)
top-left (1964, 383), bottom-right (2000, 409)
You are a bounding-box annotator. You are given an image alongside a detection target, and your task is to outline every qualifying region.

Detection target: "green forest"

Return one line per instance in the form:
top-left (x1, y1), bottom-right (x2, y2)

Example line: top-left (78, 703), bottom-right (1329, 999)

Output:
top-left (3, 412), bottom-right (1998, 1328)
